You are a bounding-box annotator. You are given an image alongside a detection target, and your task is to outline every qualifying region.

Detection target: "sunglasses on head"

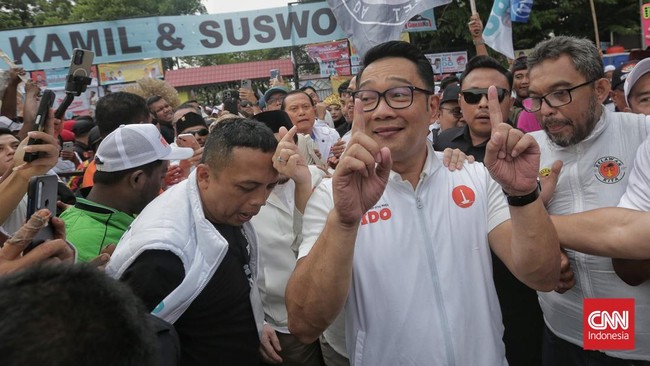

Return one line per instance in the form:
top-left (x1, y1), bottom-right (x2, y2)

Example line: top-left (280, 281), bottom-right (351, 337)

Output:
top-left (186, 128), bottom-right (209, 137)
top-left (461, 87), bottom-right (509, 104)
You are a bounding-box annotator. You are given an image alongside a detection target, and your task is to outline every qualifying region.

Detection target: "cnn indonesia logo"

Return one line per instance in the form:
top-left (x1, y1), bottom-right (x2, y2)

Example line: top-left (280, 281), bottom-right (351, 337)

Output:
top-left (583, 298), bottom-right (635, 350)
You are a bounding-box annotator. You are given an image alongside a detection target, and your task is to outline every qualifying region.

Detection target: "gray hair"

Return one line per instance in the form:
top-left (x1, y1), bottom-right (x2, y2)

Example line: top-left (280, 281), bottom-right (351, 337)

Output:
top-left (527, 36), bottom-right (603, 81)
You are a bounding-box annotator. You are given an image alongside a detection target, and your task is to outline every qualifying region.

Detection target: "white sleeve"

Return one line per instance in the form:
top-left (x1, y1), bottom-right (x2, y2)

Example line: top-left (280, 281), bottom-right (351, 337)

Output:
top-left (619, 134), bottom-right (650, 211)
top-left (297, 180), bottom-right (334, 260)
top-left (486, 175), bottom-right (511, 233)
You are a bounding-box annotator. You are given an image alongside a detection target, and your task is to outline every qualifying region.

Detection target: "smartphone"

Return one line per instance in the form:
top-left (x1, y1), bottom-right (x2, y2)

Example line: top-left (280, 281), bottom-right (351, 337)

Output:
top-left (24, 89), bottom-right (55, 163)
top-left (62, 141), bottom-right (74, 152)
top-left (270, 69), bottom-right (279, 79)
top-left (68, 49), bottom-right (94, 79)
top-left (24, 174), bottom-right (58, 253)
top-left (241, 79), bottom-right (252, 90)
top-left (177, 133), bottom-right (199, 150)
top-left (223, 90), bottom-right (240, 115)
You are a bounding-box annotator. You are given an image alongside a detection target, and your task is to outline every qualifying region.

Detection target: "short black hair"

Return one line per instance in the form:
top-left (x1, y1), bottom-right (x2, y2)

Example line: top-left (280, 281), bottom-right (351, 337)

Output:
top-left (95, 92), bottom-right (149, 138)
top-left (300, 86), bottom-right (317, 95)
top-left (0, 127), bottom-right (14, 137)
top-left (338, 81), bottom-right (350, 95)
top-left (201, 118), bottom-right (278, 174)
top-left (281, 90), bottom-right (315, 110)
top-left (146, 95), bottom-right (164, 108)
top-left (360, 41), bottom-right (435, 91)
top-left (460, 55), bottom-right (514, 89)
top-left (0, 264), bottom-right (157, 366)
top-left (511, 56), bottom-right (528, 73)
top-left (440, 75), bottom-right (460, 91)
top-left (93, 160), bottom-right (164, 186)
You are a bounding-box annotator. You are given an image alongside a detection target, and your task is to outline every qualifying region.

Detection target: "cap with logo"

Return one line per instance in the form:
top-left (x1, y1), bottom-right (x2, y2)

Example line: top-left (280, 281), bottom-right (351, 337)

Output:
top-left (175, 112), bottom-right (206, 135)
top-left (95, 124), bottom-right (193, 172)
top-left (624, 58), bottom-right (650, 106)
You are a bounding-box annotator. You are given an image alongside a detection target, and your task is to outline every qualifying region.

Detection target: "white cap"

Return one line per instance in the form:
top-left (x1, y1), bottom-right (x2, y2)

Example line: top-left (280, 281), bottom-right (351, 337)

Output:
top-left (604, 65), bottom-right (616, 73)
top-left (624, 58), bottom-right (650, 107)
top-left (0, 116), bottom-right (23, 131)
top-left (95, 124), bottom-right (193, 172)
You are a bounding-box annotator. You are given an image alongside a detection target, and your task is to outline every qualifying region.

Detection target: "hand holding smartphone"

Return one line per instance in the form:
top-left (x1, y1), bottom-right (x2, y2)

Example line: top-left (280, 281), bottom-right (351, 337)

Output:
top-left (24, 89), bottom-right (55, 163)
top-left (177, 134), bottom-right (200, 150)
top-left (24, 174), bottom-right (58, 253)
top-left (241, 79), bottom-right (252, 90)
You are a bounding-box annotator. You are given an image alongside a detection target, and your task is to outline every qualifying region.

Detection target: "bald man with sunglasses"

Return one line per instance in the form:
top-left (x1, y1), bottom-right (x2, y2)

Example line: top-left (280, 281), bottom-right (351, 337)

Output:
top-left (435, 55), bottom-right (514, 163)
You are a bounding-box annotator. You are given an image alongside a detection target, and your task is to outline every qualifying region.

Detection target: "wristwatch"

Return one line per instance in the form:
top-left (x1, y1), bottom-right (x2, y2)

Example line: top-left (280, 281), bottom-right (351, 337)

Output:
top-left (503, 181), bottom-right (541, 207)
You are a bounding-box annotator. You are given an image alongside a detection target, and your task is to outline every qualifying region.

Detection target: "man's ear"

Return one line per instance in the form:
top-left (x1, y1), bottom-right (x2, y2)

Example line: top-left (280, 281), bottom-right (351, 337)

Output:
top-left (129, 170), bottom-right (146, 189)
top-left (594, 78), bottom-right (611, 104)
top-left (196, 164), bottom-right (212, 190)
top-left (428, 94), bottom-right (440, 116)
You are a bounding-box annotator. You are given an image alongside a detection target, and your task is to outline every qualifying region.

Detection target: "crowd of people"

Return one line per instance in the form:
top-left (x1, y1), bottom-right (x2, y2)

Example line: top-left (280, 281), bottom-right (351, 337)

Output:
top-left (3, 11), bottom-right (650, 366)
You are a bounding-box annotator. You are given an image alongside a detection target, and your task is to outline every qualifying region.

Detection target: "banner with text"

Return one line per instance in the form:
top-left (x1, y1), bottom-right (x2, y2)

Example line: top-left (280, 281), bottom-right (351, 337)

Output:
top-left (306, 40), bottom-right (351, 77)
top-left (425, 51), bottom-right (468, 74)
top-left (98, 59), bottom-right (164, 85)
top-left (30, 65), bottom-right (99, 89)
top-left (0, 2), bottom-right (346, 71)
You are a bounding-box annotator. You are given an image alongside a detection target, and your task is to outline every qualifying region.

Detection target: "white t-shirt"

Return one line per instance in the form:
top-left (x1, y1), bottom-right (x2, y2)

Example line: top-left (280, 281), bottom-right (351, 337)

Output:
top-left (299, 145), bottom-right (510, 365)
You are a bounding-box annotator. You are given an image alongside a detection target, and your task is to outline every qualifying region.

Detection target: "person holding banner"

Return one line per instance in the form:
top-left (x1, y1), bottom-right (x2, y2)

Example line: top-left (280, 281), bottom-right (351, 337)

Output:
top-left (286, 40), bottom-right (561, 366)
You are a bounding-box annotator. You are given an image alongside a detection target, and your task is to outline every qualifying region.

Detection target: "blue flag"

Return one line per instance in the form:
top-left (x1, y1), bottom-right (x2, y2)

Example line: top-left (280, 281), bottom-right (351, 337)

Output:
top-left (511, 0), bottom-right (533, 23)
top-left (326, 0), bottom-right (452, 58)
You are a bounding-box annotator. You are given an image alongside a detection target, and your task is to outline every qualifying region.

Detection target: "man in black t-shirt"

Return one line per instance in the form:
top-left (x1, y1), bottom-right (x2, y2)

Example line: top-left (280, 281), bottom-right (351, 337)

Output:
top-left (107, 117), bottom-right (284, 365)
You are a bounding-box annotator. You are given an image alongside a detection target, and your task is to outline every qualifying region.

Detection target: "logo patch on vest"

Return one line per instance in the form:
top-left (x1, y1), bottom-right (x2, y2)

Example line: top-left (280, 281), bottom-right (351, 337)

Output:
top-left (539, 167), bottom-right (552, 177)
top-left (594, 156), bottom-right (625, 184)
top-left (452, 185), bottom-right (475, 208)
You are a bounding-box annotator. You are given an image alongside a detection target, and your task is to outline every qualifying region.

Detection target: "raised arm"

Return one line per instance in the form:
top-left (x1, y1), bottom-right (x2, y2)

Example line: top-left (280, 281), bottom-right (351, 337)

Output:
top-left (285, 101), bottom-right (392, 343)
top-left (483, 86), bottom-right (561, 291)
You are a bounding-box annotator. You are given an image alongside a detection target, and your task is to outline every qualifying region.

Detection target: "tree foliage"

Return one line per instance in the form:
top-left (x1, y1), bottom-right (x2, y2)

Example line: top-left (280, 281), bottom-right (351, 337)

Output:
top-left (416, 0), bottom-right (641, 58)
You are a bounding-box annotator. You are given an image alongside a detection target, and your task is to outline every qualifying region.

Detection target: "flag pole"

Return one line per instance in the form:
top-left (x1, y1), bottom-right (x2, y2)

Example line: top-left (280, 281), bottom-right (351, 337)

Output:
top-left (470, 0), bottom-right (477, 15)
top-left (589, 0), bottom-right (601, 47)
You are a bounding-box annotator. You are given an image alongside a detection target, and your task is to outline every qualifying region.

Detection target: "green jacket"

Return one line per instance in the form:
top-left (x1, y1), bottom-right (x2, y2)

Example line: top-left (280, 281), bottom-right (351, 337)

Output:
top-left (60, 197), bottom-right (135, 262)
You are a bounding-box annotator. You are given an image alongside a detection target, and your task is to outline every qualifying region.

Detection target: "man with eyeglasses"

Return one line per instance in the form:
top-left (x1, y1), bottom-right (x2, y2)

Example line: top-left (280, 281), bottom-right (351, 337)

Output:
top-left (286, 41), bottom-right (562, 365)
top-left (526, 36), bottom-right (650, 365)
top-left (435, 55), bottom-right (513, 163)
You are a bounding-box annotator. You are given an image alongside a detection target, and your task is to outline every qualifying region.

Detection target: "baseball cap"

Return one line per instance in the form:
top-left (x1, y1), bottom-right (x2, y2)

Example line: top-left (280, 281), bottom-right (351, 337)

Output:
top-left (624, 58), bottom-right (650, 106)
top-left (440, 83), bottom-right (461, 105)
top-left (95, 124), bottom-right (193, 172)
top-left (611, 60), bottom-right (638, 91)
top-left (263, 86), bottom-right (288, 103)
top-left (0, 116), bottom-right (22, 132)
top-left (604, 65), bottom-right (616, 73)
top-left (175, 112), bottom-right (206, 135)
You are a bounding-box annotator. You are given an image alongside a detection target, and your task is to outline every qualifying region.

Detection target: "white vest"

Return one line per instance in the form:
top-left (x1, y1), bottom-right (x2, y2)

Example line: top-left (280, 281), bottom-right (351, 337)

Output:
top-left (532, 108), bottom-right (650, 360)
top-left (106, 171), bottom-right (264, 336)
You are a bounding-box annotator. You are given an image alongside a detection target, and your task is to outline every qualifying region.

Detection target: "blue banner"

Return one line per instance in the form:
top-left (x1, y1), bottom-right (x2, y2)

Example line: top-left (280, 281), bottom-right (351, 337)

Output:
top-left (0, 2), bottom-right (347, 71)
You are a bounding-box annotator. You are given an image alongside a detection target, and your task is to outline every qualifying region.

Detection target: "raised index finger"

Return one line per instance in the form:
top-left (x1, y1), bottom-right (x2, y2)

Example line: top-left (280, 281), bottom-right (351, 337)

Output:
top-left (488, 85), bottom-right (504, 133)
top-left (351, 98), bottom-right (366, 136)
top-left (279, 125), bottom-right (298, 145)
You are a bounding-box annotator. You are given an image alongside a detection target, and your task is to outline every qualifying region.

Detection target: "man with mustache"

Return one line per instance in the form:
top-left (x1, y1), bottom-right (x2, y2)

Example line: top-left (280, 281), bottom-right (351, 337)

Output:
top-left (526, 36), bottom-right (650, 365)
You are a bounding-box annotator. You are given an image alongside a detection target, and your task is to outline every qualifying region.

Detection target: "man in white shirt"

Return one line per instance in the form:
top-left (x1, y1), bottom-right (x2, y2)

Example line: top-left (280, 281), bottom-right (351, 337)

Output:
top-left (525, 36), bottom-right (650, 364)
top-left (285, 40), bottom-right (561, 366)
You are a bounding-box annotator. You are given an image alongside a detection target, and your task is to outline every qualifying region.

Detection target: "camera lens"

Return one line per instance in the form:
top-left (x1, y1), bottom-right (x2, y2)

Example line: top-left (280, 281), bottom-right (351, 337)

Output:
top-left (73, 50), bottom-right (84, 65)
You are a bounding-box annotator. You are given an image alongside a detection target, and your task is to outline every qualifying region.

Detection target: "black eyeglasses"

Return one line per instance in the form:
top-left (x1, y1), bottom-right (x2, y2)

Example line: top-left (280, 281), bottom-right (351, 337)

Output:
top-left (461, 87), bottom-right (509, 104)
top-left (440, 106), bottom-right (462, 117)
top-left (185, 128), bottom-right (209, 137)
top-left (352, 86), bottom-right (433, 112)
top-left (522, 79), bottom-right (597, 113)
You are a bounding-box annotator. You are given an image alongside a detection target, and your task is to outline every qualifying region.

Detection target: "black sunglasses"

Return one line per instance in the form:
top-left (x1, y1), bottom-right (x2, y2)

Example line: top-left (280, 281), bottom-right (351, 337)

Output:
top-left (186, 128), bottom-right (209, 137)
top-left (461, 87), bottom-right (509, 104)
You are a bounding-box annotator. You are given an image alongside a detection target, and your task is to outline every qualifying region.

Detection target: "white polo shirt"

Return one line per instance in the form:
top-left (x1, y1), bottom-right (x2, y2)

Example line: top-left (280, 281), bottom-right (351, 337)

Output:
top-left (531, 107), bottom-right (650, 361)
top-left (299, 145), bottom-right (510, 366)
